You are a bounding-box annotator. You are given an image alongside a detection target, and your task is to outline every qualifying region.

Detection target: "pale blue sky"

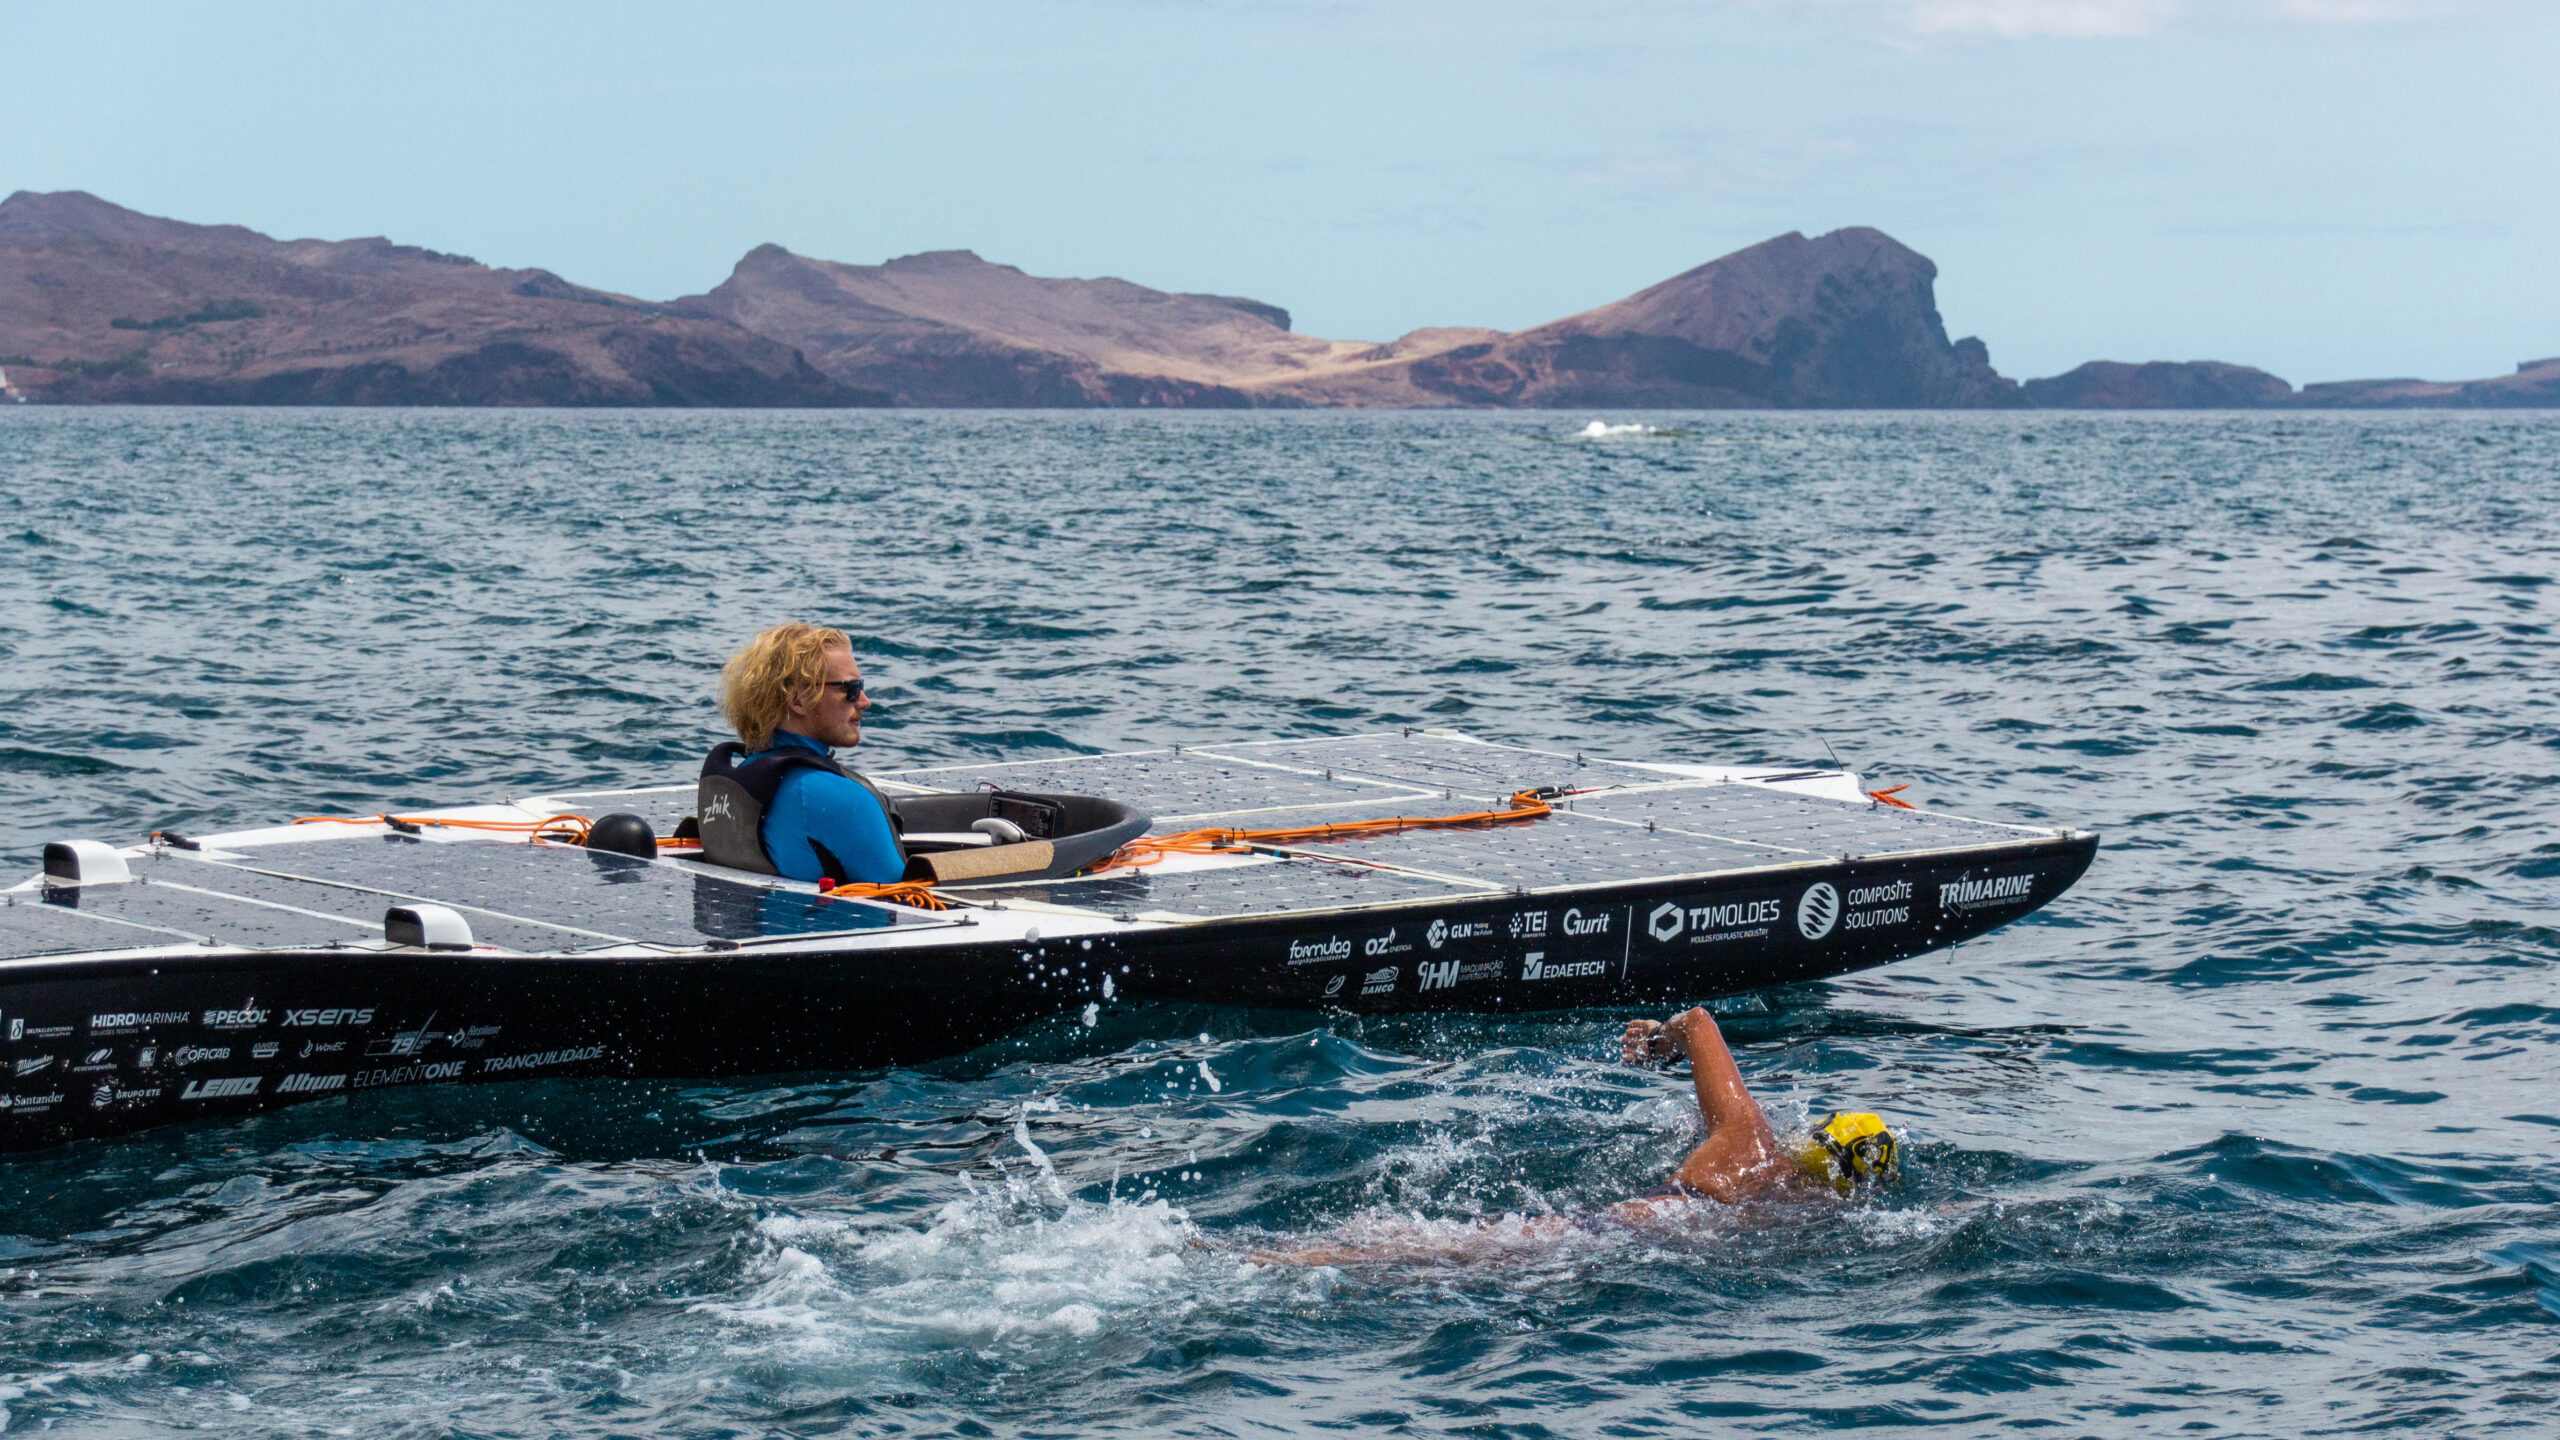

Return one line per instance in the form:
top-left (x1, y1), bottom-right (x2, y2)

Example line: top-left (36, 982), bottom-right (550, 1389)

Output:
top-left (5, 1), bottom-right (2552, 384)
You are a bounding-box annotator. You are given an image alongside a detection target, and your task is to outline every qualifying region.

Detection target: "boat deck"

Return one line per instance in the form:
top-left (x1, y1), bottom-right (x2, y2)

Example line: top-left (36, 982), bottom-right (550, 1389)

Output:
top-left (5, 732), bottom-right (2064, 959)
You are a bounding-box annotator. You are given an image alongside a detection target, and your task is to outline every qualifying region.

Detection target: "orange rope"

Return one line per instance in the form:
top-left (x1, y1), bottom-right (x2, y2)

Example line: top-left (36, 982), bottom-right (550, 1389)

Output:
top-left (1098, 789), bottom-right (1556, 872)
top-left (821, 880), bottom-right (954, 911)
top-left (293, 812), bottom-right (594, 843)
top-left (1866, 784), bottom-right (1917, 811)
top-left (819, 789), bottom-right (1557, 910)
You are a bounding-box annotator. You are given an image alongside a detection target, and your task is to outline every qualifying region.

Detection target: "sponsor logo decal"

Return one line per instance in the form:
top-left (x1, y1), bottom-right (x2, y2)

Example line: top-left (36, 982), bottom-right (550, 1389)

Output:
top-left (23, 1024), bottom-right (70, 1040)
top-left (481, 1045), bottom-right (605, 1075)
top-left (450, 1025), bottom-right (502, 1050)
top-left (1363, 928), bottom-right (1411, 958)
top-left (298, 1039), bottom-right (347, 1059)
top-left (705, 792), bottom-right (737, 824)
top-left (1520, 951), bottom-right (1608, 982)
top-left (352, 1061), bottom-right (466, 1089)
top-left (367, 1016), bottom-right (445, 1057)
top-left (89, 1010), bottom-right (189, 1032)
top-left (283, 1008), bottom-right (376, 1028)
top-left (251, 1041), bottom-right (280, 1060)
top-left (1508, 911), bottom-right (1548, 940)
top-left (1561, 907), bottom-right (1610, 937)
top-left (1416, 959), bottom-right (1506, 992)
top-left (0, 1092), bottom-right (64, 1113)
top-left (1697, 899), bottom-right (1783, 929)
top-left (1360, 966), bottom-right (1398, 996)
top-left (171, 1045), bottom-right (231, 1066)
top-left (1425, 919), bottom-right (1494, 950)
top-left (277, 1073), bottom-right (348, 1094)
top-left (1322, 974), bottom-right (1346, 998)
top-left (1287, 936), bottom-right (1354, 966)
top-left (6, 1019), bottom-right (20, 1041)
top-left (1844, 879), bottom-right (1915, 930)
top-left (180, 1075), bottom-right (262, 1101)
top-left (1648, 902), bottom-right (1685, 942)
top-left (14, 1056), bottom-right (53, 1078)
top-left (90, 1084), bottom-right (115, 1109)
top-left (137, 1045), bottom-right (158, 1069)
top-left (1649, 898), bottom-right (1785, 944)
top-left (202, 998), bottom-right (270, 1030)
top-left (1797, 883), bottom-right (1840, 941)
top-left (1940, 873), bottom-right (2036, 911)
top-left (1427, 919), bottom-right (1445, 949)
top-left (74, 1048), bottom-right (116, 1072)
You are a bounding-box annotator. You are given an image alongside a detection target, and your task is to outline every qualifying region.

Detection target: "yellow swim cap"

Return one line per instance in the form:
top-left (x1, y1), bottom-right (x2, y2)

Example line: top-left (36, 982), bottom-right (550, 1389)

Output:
top-left (1791, 1111), bottom-right (1899, 1194)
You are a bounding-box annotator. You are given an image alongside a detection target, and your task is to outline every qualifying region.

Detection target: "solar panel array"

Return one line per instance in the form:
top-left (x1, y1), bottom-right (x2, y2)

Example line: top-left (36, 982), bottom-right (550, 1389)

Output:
top-left (6, 734), bottom-right (2057, 953)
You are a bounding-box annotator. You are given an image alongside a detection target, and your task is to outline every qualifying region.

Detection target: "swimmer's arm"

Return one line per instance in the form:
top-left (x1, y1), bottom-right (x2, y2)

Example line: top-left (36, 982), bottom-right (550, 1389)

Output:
top-left (1664, 1008), bottom-right (1766, 1139)
top-left (1655, 1008), bottom-right (1791, 1202)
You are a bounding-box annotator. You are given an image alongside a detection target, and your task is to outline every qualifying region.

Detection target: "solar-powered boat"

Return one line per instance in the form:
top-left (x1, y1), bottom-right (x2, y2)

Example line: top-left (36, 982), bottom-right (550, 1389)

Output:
top-left (0, 731), bottom-right (2096, 1152)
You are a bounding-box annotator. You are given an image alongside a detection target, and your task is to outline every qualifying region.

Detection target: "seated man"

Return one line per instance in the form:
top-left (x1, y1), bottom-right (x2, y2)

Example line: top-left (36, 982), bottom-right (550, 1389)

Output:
top-left (696, 623), bottom-right (905, 885)
top-left (1255, 1007), bottom-right (1896, 1265)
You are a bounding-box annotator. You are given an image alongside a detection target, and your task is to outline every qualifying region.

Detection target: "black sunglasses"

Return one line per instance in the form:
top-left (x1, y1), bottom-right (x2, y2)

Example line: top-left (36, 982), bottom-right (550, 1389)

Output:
top-left (821, 677), bottom-right (866, 702)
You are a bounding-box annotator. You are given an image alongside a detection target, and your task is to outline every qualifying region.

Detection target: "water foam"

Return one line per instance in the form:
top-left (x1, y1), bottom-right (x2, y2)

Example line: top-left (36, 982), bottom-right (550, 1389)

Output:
top-left (689, 1188), bottom-right (1221, 1367)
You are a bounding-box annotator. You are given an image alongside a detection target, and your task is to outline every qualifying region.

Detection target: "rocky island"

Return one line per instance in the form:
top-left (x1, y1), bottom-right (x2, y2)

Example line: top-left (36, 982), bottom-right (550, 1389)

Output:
top-left (1, 190), bottom-right (2546, 409)
top-left (0, 191), bottom-right (881, 407)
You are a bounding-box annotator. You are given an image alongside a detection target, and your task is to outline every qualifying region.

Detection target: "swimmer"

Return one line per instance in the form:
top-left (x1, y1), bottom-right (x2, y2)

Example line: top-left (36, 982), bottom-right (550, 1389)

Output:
top-left (1254, 1007), bottom-right (1896, 1265)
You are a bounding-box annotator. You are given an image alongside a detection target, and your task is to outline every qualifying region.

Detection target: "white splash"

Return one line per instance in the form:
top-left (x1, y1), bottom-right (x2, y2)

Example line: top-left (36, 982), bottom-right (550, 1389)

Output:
top-left (1575, 420), bottom-right (1655, 438)
top-left (682, 1187), bottom-right (1244, 1373)
top-left (1014, 1116), bottom-right (1067, 1201)
top-left (686, 1244), bottom-right (857, 1351)
top-left (1197, 1060), bottom-right (1222, 1093)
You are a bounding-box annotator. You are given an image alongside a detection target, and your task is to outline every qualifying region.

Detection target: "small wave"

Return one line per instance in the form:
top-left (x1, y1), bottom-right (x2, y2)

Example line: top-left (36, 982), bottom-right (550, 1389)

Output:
top-left (0, 746), bottom-right (135, 777)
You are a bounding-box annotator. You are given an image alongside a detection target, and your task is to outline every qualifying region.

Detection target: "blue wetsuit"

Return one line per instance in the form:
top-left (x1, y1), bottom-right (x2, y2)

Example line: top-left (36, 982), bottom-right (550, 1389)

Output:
top-left (751, 731), bottom-right (905, 884)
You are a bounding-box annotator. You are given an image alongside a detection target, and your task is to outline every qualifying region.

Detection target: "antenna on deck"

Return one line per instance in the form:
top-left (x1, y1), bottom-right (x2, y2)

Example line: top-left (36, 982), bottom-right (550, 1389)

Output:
top-left (1815, 732), bottom-right (1844, 771)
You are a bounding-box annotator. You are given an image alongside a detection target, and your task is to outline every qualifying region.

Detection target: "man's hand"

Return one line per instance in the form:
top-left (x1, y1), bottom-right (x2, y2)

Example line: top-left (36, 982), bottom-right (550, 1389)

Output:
top-left (1621, 1017), bottom-right (1681, 1066)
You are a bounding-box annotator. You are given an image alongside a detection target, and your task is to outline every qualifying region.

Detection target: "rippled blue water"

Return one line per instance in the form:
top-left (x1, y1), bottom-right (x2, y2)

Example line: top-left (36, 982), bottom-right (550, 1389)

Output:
top-left (3, 408), bottom-right (2558, 1435)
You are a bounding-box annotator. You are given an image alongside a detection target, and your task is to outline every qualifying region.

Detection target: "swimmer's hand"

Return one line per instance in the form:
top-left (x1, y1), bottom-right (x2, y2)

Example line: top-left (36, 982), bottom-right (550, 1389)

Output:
top-left (1621, 1017), bottom-right (1680, 1066)
top-left (1624, 1008), bottom-right (1721, 1066)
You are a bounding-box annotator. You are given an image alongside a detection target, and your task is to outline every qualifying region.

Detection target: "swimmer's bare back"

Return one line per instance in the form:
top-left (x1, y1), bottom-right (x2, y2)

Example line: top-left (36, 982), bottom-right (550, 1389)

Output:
top-left (1251, 1008), bottom-right (1808, 1267)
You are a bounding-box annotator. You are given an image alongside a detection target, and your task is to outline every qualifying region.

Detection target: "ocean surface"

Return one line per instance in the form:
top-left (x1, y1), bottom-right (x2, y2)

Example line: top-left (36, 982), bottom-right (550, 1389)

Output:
top-left (3, 407), bottom-right (2558, 1437)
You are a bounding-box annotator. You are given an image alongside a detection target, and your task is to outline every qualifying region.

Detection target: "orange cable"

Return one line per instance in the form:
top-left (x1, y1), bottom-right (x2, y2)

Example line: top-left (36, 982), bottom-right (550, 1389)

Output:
top-left (1097, 789), bottom-right (1556, 872)
top-left (1865, 784), bottom-right (1917, 811)
top-left (821, 880), bottom-right (955, 911)
top-left (292, 812), bottom-right (595, 843)
top-left (821, 789), bottom-right (1558, 911)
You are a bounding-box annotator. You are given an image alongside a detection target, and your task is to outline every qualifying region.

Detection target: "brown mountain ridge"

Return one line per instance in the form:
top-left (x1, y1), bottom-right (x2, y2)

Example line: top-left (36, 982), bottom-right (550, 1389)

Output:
top-left (0, 191), bottom-right (880, 406)
top-left (1, 190), bottom-right (2547, 409)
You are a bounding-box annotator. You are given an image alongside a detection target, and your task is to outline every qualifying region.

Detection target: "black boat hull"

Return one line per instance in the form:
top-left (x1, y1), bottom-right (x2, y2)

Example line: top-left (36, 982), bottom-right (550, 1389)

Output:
top-left (0, 833), bottom-right (2094, 1152)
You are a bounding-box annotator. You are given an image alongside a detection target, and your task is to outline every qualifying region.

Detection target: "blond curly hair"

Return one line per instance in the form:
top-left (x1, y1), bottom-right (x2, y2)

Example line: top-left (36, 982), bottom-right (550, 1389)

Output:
top-left (720, 623), bottom-right (852, 752)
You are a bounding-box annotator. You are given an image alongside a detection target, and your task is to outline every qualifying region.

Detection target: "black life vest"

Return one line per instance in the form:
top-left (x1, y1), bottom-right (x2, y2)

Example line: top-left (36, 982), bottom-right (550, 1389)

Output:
top-left (696, 740), bottom-right (906, 879)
